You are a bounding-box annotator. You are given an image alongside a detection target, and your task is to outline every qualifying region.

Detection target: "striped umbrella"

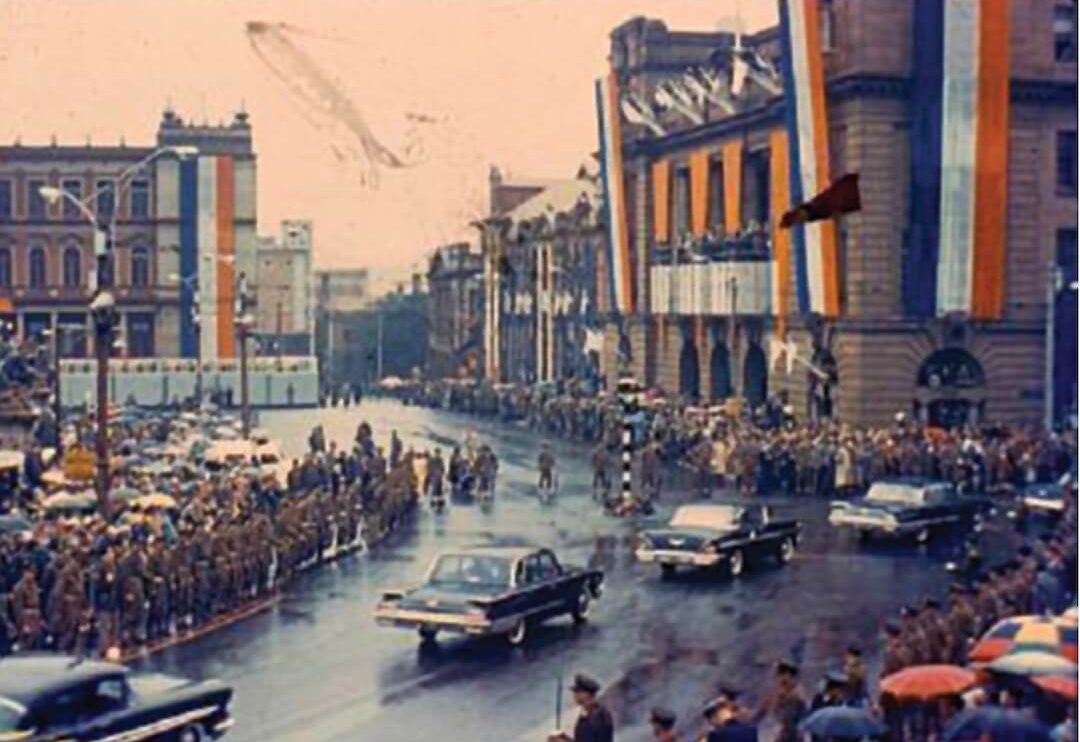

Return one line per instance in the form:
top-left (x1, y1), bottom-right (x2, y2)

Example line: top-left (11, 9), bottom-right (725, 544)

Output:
top-left (1032, 675), bottom-right (1078, 700)
top-left (969, 615), bottom-right (1078, 664)
top-left (987, 650), bottom-right (1077, 678)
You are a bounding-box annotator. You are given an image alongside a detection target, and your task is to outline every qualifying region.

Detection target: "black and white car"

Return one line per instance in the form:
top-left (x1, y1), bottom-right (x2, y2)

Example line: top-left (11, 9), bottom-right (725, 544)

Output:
top-left (635, 504), bottom-right (802, 579)
top-left (829, 478), bottom-right (987, 543)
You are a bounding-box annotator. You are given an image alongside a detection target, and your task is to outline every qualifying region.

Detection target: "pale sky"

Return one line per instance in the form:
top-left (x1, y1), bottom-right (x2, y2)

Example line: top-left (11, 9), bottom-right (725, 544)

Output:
top-left (1, 0), bottom-right (774, 271)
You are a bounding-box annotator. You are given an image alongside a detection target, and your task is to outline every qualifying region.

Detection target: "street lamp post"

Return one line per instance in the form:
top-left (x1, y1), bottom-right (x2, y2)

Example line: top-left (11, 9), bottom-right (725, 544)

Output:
top-left (236, 272), bottom-right (254, 439)
top-left (39, 145), bottom-right (197, 515)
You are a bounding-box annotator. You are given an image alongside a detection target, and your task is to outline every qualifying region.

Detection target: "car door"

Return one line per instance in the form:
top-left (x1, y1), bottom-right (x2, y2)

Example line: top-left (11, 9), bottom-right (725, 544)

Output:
top-left (740, 506), bottom-right (767, 559)
top-left (535, 550), bottom-right (567, 619)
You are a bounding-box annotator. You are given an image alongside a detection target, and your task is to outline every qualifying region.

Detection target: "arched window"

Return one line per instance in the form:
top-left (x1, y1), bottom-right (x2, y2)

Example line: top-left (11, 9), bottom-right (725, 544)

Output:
top-left (130, 247), bottom-right (150, 288)
top-left (0, 248), bottom-right (11, 288)
top-left (63, 245), bottom-right (81, 288)
top-left (29, 245), bottom-right (47, 288)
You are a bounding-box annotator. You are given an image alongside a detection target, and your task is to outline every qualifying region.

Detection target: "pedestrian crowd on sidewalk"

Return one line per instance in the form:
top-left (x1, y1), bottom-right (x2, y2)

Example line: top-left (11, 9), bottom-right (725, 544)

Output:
top-left (402, 378), bottom-right (1076, 502)
top-left (0, 409), bottom-right (418, 660)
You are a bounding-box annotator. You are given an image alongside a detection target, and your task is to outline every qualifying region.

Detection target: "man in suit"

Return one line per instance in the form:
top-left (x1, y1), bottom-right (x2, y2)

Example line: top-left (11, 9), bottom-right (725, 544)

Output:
top-left (549, 674), bottom-right (614, 742)
top-left (649, 707), bottom-right (679, 741)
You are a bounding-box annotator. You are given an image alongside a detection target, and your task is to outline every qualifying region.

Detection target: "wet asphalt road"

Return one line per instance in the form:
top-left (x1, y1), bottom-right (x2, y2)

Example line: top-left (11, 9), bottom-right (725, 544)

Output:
top-left (134, 400), bottom-right (992, 742)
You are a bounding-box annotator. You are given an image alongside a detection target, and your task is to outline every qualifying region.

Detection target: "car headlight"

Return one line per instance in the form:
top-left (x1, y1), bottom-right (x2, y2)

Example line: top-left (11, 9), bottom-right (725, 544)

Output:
top-left (701, 543), bottom-right (719, 554)
top-left (883, 513), bottom-right (899, 527)
top-left (637, 537), bottom-right (653, 550)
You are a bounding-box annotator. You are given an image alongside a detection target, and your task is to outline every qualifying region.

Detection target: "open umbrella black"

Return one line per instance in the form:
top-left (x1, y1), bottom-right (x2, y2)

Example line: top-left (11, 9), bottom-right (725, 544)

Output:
top-left (799, 706), bottom-right (886, 740)
top-left (943, 707), bottom-right (1050, 741)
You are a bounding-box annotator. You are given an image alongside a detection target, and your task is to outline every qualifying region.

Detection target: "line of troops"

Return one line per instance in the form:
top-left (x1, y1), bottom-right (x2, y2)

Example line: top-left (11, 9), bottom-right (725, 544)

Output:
top-left (0, 449), bottom-right (420, 657)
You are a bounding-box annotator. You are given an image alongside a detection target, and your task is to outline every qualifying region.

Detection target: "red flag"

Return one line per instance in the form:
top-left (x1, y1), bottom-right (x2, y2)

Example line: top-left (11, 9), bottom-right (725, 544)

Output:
top-left (780, 173), bottom-right (861, 228)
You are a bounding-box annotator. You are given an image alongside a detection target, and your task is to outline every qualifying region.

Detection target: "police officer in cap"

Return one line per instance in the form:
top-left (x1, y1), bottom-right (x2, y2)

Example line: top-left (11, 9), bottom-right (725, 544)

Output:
top-left (702, 689), bottom-right (758, 742)
top-left (549, 674), bottom-right (614, 742)
top-left (649, 707), bottom-right (679, 742)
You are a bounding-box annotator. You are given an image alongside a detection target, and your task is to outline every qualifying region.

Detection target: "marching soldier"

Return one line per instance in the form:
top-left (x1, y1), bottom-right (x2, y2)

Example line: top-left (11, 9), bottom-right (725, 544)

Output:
top-left (12, 564), bottom-right (42, 650)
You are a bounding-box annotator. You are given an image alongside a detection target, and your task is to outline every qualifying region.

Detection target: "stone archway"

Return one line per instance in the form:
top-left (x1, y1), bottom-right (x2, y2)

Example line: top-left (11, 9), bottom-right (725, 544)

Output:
top-left (916, 347), bottom-right (985, 429)
top-left (679, 337), bottom-right (701, 402)
top-left (710, 342), bottom-right (732, 400)
top-left (743, 343), bottom-right (768, 407)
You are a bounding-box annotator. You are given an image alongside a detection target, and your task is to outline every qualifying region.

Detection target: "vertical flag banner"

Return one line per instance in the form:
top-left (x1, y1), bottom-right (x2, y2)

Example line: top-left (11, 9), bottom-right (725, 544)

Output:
top-left (722, 141), bottom-right (743, 236)
top-left (179, 159), bottom-right (199, 359)
top-left (216, 156), bottom-right (237, 358)
top-left (651, 159), bottom-right (671, 244)
top-left (196, 157), bottom-right (219, 363)
top-left (595, 71), bottom-right (634, 314)
top-left (917, 0), bottom-right (1010, 319)
top-left (778, 0), bottom-right (840, 318)
top-left (770, 129), bottom-right (792, 339)
top-left (689, 149), bottom-right (710, 238)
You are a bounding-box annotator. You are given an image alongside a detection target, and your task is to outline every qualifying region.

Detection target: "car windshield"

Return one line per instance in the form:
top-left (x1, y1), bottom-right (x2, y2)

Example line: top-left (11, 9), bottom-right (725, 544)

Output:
top-left (428, 554), bottom-right (511, 588)
top-left (866, 483), bottom-right (924, 506)
top-left (670, 506), bottom-right (740, 529)
top-left (0, 698), bottom-right (25, 732)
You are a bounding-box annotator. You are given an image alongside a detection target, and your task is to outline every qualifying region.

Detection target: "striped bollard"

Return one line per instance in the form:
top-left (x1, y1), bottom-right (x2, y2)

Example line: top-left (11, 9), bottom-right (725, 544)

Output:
top-left (617, 377), bottom-right (640, 510)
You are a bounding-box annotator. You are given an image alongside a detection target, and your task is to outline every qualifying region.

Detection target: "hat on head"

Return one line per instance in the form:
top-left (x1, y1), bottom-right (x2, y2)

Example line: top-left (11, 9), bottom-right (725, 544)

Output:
top-left (776, 659), bottom-right (799, 676)
top-left (571, 674), bottom-right (600, 694)
top-left (702, 697), bottom-right (726, 719)
top-left (846, 645), bottom-right (862, 657)
top-left (716, 684), bottom-right (741, 702)
top-left (885, 620), bottom-right (901, 636)
top-left (650, 707), bottom-right (676, 729)
top-left (922, 598), bottom-right (941, 610)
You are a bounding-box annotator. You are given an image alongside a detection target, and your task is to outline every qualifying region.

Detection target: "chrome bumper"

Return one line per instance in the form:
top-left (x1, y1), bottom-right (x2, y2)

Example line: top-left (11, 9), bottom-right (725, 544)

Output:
top-left (635, 548), bottom-right (722, 567)
top-left (374, 605), bottom-right (506, 636)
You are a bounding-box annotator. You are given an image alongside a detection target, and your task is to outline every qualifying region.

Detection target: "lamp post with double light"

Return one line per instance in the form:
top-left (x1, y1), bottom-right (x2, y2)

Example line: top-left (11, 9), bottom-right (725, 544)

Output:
top-left (38, 145), bottom-right (197, 515)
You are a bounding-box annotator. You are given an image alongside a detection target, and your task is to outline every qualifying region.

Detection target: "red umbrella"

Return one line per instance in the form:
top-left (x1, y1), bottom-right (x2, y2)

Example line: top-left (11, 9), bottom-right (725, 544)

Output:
top-left (880, 665), bottom-right (978, 701)
top-left (1032, 675), bottom-right (1078, 700)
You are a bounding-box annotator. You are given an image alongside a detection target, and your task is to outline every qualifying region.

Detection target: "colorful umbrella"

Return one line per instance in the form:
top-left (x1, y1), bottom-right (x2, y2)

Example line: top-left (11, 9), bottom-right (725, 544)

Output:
top-left (970, 615), bottom-right (1078, 664)
top-left (1032, 675), bottom-right (1078, 700)
top-left (987, 650), bottom-right (1077, 678)
top-left (798, 707), bottom-right (886, 739)
top-left (880, 665), bottom-right (978, 701)
top-left (1060, 606), bottom-right (1079, 625)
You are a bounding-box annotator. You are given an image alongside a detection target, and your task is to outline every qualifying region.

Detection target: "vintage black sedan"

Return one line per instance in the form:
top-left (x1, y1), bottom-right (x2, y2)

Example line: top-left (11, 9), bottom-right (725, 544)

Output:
top-left (635, 504), bottom-right (802, 579)
top-left (0, 653), bottom-right (232, 741)
top-left (829, 477), bottom-right (986, 542)
top-left (374, 546), bottom-right (603, 646)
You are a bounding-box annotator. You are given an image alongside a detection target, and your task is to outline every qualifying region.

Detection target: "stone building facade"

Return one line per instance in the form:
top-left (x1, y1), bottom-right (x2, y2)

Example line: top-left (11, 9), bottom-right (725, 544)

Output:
top-left (603, 1), bottom-right (1077, 427)
top-left (478, 169), bottom-right (604, 384)
top-left (427, 242), bottom-right (484, 379)
top-left (0, 107), bottom-right (258, 361)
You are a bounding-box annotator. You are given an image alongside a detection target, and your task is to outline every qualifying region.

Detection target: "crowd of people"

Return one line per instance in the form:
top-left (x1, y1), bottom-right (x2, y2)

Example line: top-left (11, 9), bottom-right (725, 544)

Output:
top-left (0, 412), bottom-right (419, 659)
top-left (403, 378), bottom-right (1076, 503)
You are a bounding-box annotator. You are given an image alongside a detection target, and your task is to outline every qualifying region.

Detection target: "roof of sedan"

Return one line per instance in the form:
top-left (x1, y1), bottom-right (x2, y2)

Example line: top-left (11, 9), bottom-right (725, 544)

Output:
top-left (0, 655), bottom-right (128, 706)
top-left (448, 546), bottom-right (538, 561)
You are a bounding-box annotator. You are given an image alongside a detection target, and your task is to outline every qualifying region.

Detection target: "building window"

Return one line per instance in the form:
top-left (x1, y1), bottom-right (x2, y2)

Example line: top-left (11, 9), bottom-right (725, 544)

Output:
top-left (673, 168), bottom-right (690, 240)
top-left (126, 312), bottom-right (155, 357)
top-left (1057, 130), bottom-right (1077, 195)
top-left (130, 247), bottom-right (150, 288)
top-left (29, 245), bottom-right (47, 288)
top-left (1058, 228), bottom-right (1078, 280)
top-left (0, 181), bottom-right (11, 221)
top-left (61, 179), bottom-right (82, 220)
top-left (63, 245), bottom-right (81, 288)
top-left (708, 159), bottom-right (724, 231)
top-left (0, 248), bottom-right (10, 287)
top-left (129, 179), bottom-right (150, 219)
top-left (821, 0), bottom-right (835, 51)
top-left (1055, 2), bottom-right (1077, 62)
top-left (96, 180), bottom-right (115, 223)
top-left (27, 180), bottom-right (47, 219)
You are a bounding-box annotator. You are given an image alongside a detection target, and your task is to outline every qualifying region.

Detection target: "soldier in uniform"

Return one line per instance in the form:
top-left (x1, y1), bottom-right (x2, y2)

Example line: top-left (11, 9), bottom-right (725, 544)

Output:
top-left (548, 674), bottom-right (614, 742)
top-left (918, 599), bottom-right (950, 664)
top-left (755, 660), bottom-right (806, 742)
top-left (12, 564), bottom-right (42, 650)
top-left (648, 708), bottom-right (679, 742)
top-left (947, 584), bottom-right (977, 664)
top-left (899, 605), bottom-right (930, 665)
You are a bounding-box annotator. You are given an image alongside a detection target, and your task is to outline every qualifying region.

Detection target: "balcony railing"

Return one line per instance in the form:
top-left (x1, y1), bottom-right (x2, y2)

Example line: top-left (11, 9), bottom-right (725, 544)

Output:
top-left (650, 261), bottom-right (773, 316)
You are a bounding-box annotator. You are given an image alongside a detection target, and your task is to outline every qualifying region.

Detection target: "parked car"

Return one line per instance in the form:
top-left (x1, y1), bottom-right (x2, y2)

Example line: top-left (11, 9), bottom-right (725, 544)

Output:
top-left (0, 653), bottom-right (232, 741)
top-left (829, 478), bottom-right (987, 543)
top-left (635, 503), bottom-right (802, 579)
top-left (374, 546), bottom-right (604, 647)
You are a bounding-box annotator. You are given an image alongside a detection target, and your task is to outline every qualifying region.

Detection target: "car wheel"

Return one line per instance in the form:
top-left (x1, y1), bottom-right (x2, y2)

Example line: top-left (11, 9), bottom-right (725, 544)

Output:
top-left (729, 550), bottom-right (745, 577)
top-left (915, 527), bottom-right (931, 544)
top-left (571, 591), bottom-right (591, 624)
top-left (177, 723), bottom-right (205, 742)
top-left (660, 564), bottom-right (677, 580)
top-left (506, 618), bottom-right (528, 647)
top-left (418, 627), bottom-right (438, 644)
top-left (777, 537), bottom-right (795, 565)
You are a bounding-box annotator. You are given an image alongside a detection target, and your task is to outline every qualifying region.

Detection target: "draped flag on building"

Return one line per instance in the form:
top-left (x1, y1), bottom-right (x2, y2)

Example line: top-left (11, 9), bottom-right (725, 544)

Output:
top-left (180, 155), bottom-right (237, 361)
top-left (689, 149), bottom-right (711, 237)
top-left (596, 71), bottom-right (634, 314)
top-left (722, 141), bottom-right (743, 236)
top-left (769, 129), bottom-right (793, 339)
top-left (906, 0), bottom-right (1011, 319)
top-left (778, 0), bottom-right (841, 319)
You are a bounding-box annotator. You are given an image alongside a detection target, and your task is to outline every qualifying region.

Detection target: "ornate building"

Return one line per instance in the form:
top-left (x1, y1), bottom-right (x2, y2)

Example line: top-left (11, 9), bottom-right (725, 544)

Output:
top-left (479, 169), bottom-right (604, 384)
top-left (595, 1), bottom-right (1077, 426)
top-left (427, 242), bottom-right (484, 379)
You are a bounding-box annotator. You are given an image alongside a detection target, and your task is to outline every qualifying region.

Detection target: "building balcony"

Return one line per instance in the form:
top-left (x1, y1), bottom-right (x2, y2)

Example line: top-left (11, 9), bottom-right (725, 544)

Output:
top-left (649, 260), bottom-right (773, 316)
